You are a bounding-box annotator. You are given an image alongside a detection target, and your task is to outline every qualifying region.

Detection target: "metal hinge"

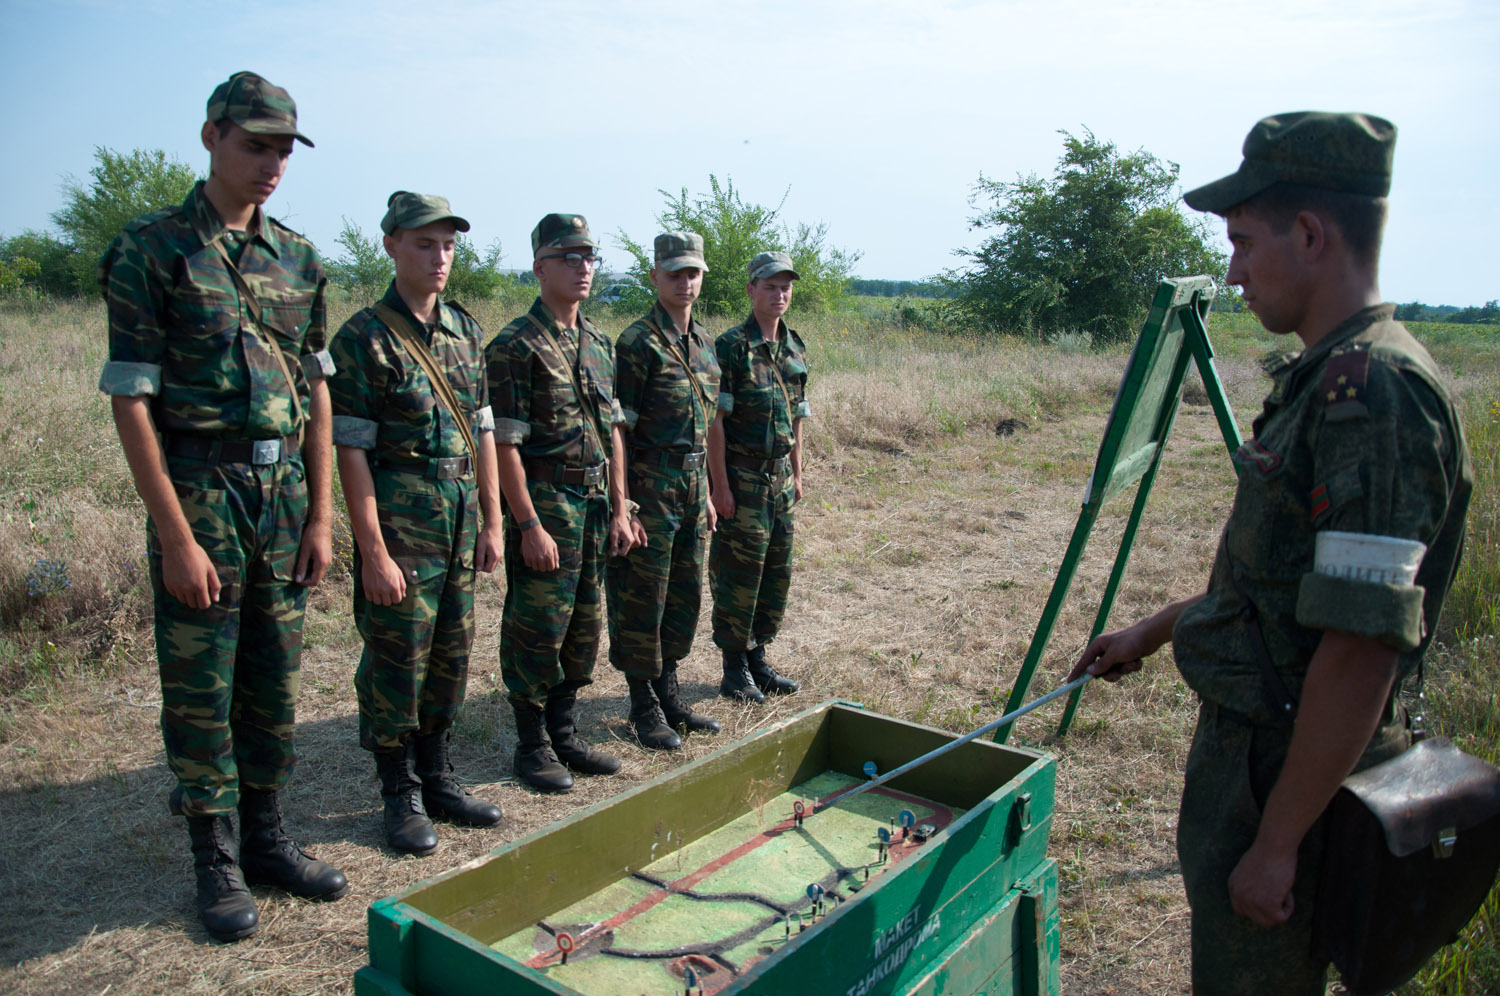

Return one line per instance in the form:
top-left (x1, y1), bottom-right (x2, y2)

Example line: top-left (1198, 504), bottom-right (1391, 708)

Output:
top-left (1433, 826), bottom-right (1457, 859)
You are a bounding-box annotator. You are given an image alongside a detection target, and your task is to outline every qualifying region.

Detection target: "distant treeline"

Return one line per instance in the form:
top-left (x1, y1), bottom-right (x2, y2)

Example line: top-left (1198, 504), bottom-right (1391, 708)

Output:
top-left (849, 278), bottom-right (949, 299)
top-left (1395, 300), bottom-right (1499, 324)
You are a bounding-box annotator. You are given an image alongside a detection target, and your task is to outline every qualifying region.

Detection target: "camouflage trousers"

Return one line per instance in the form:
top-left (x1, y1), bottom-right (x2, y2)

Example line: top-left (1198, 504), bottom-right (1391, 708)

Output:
top-left (148, 455), bottom-right (310, 818)
top-left (709, 465), bottom-right (795, 652)
top-left (606, 462), bottom-right (709, 679)
top-left (1177, 699), bottom-right (1408, 995)
top-left (353, 472), bottom-right (479, 751)
top-left (501, 480), bottom-right (607, 706)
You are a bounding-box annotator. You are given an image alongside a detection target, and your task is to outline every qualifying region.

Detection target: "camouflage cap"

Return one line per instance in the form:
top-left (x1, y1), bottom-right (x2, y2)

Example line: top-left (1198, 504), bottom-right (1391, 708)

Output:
top-left (1183, 111), bottom-right (1396, 214)
top-left (531, 213), bottom-right (598, 254)
top-left (747, 251), bottom-right (798, 282)
top-left (653, 231), bottom-right (709, 272)
top-left (206, 70), bottom-right (313, 148)
top-left (380, 191), bottom-right (471, 236)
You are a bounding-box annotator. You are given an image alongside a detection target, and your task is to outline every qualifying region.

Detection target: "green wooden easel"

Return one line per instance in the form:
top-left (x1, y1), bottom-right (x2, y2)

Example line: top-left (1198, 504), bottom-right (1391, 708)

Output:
top-left (995, 275), bottom-right (1247, 743)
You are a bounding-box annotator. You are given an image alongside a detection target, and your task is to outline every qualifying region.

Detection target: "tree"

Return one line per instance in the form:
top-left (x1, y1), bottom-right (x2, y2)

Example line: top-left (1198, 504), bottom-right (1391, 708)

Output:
top-left (945, 130), bottom-right (1226, 344)
top-left (52, 147), bottom-right (200, 294)
top-left (0, 230), bottom-right (74, 296)
top-left (445, 237), bottom-right (509, 302)
top-left (615, 175), bottom-right (860, 318)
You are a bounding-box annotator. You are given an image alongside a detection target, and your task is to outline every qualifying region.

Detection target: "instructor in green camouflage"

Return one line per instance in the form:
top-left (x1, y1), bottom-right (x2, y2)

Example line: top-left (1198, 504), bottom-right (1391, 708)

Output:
top-left (485, 214), bottom-right (644, 792)
top-left (329, 192), bottom-right (505, 855)
top-left (607, 232), bottom-right (724, 749)
top-left (708, 251), bottom-right (811, 703)
top-left (98, 71), bottom-right (347, 942)
top-left (1071, 112), bottom-right (1472, 994)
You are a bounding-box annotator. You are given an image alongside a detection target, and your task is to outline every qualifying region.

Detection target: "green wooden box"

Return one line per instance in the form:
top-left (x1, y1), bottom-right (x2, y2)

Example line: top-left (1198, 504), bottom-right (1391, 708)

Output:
top-left (355, 700), bottom-right (1059, 996)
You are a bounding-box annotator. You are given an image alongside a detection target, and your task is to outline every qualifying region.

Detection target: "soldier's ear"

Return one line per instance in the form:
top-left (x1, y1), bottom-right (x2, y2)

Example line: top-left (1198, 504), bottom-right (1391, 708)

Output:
top-left (200, 120), bottom-right (217, 154)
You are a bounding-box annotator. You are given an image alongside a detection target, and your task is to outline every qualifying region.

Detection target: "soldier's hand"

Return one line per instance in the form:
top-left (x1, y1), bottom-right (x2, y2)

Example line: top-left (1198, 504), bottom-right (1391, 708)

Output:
top-left (296, 518), bottom-right (333, 586)
top-left (712, 487), bottom-right (736, 521)
top-left (363, 551), bottom-right (407, 606)
top-left (793, 472), bottom-right (804, 503)
top-left (608, 513), bottom-right (635, 558)
top-left (1067, 627), bottom-right (1150, 683)
top-left (163, 540), bottom-right (222, 610)
top-left (521, 525), bottom-right (560, 572)
top-left (629, 516), bottom-right (648, 551)
top-left (475, 523), bottom-right (502, 574)
top-left (705, 497), bottom-right (718, 534)
top-left (1229, 839), bottom-right (1298, 927)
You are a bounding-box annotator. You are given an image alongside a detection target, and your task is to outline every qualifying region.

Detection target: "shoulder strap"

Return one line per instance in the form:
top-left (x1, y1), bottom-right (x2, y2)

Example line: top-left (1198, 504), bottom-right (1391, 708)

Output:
top-left (758, 336), bottom-right (795, 421)
top-left (375, 303), bottom-right (478, 461)
top-left (210, 237), bottom-right (304, 427)
top-left (523, 313), bottom-right (606, 463)
top-left (642, 317), bottom-right (716, 420)
top-left (1226, 566), bottom-right (1299, 724)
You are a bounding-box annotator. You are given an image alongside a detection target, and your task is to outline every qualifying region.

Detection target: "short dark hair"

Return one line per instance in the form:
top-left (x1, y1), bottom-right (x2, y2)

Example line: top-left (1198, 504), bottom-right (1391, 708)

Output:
top-left (1231, 183), bottom-right (1388, 267)
top-left (214, 118), bottom-right (235, 140)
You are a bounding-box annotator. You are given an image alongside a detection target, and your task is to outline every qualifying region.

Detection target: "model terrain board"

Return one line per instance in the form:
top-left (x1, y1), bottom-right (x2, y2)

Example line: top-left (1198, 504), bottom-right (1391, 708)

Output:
top-left (355, 701), bottom-right (1060, 996)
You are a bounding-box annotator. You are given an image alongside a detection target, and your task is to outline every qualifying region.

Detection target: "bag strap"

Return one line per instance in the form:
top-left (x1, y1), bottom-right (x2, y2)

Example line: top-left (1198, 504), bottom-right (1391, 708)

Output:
top-left (757, 336), bottom-right (796, 422)
top-left (210, 237), bottom-right (306, 429)
top-left (1225, 566), bottom-right (1300, 724)
top-left (374, 302), bottom-right (478, 462)
top-left (641, 316), bottom-right (715, 425)
top-left (524, 313), bottom-right (607, 465)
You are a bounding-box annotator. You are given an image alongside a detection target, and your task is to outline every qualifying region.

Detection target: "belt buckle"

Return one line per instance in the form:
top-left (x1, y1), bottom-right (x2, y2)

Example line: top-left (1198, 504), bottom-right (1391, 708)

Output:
top-left (251, 439), bottom-right (282, 465)
top-left (436, 456), bottom-right (469, 480)
top-left (583, 463), bottom-right (606, 486)
top-left (683, 450), bottom-right (706, 470)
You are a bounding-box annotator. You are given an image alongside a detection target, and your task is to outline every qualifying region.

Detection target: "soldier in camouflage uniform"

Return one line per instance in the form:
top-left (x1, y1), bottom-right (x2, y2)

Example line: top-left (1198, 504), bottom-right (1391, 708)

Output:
top-left (607, 232), bottom-right (723, 749)
top-left (485, 213), bottom-right (644, 792)
top-left (1071, 113), bottom-right (1472, 994)
top-left (98, 71), bottom-right (346, 942)
top-left (329, 192), bottom-right (505, 855)
top-left (708, 251), bottom-right (811, 703)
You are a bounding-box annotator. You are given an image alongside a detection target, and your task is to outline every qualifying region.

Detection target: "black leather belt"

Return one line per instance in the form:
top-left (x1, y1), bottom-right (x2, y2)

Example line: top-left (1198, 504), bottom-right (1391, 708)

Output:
top-left (164, 434), bottom-right (297, 466)
top-left (376, 454), bottom-right (472, 480)
top-left (525, 459), bottom-right (607, 487)
top-left (728, 452), bottom-right (790, 474)
top-left (634, 448), bottom-right (706, 471)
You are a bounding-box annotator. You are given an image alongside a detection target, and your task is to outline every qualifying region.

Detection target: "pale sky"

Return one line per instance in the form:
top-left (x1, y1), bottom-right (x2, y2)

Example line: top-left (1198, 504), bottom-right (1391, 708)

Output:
top-left (2, 0), bottom-right (1496, 306)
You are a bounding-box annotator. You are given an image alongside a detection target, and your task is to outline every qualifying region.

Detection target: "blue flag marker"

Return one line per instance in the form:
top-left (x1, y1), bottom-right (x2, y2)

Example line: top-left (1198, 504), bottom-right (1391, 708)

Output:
top-left (899, 809), bottom-right (916, 828)
top-left (862, 761), bottom-right (878, 778)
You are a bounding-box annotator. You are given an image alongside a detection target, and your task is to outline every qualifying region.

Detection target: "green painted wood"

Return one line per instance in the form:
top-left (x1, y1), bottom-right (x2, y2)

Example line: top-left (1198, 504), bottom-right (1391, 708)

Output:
top-left (1000, 276), bottom-right (1233, 743)
top-left (358, 701), bottom-right (1059, 996)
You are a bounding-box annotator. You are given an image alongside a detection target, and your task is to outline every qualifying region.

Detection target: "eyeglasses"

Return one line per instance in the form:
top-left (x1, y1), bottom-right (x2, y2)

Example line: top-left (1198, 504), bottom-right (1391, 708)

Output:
top-left (539, 252), bottom-right (602, 270)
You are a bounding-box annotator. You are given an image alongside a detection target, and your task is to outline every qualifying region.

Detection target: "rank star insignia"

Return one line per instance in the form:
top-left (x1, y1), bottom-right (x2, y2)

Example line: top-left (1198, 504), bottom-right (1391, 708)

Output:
top-left (1327, 390), bottom-right (1338, 401)
top-left (1346, 386), bottom-right (1358, 398)
top-left (1337, 375), bottom-right (1348, 385)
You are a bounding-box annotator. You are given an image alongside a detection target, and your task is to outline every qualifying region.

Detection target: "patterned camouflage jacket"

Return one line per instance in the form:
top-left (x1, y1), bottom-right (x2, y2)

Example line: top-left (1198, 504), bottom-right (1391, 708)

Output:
top-left (615, 300), bottom-right (721, 456)
top-left (714, 314), bottom-right (812, 461)
top-left (485, 297), bottom-right (624, 466)
top-left (97, 181), bottom-right (332, 439)
top-left (1173, 304), bottom-right (1472, 724)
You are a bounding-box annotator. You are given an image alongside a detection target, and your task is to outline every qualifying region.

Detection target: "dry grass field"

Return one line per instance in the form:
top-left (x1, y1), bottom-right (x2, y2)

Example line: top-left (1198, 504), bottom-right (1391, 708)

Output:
top-left (0, 295), bottom-right (1495, 995)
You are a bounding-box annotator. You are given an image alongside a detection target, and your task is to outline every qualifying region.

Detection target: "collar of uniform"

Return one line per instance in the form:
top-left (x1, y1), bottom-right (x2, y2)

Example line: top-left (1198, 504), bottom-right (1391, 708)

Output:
top-left (650, 299), bottom-right (707, 345)
top-left (184, 180), bottom-right (278, 259)
top-left (1289, 303), bottom-right (1396, 378)
top-left (528, 296), bottom-right (588, 338)
top-left (380, 281), bottom-right (460, 337)
top-left (742, 312), bottom-right (788, 349)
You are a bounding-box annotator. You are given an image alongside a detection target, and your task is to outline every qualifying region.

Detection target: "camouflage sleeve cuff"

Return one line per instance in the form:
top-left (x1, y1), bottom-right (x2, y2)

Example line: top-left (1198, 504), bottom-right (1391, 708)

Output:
top-left (609, 398), bottom-right (627, 426)
top-left (718, 391), bottom-right (735, 413)
top-left (301, 349), bottom-right (335, 381)
top-left (1295, 572), bottom-right (1426, 652)
top-left (98, 360), bottom-right (162, 397)
top-left (473, 405), bottom-right (494, 433)
top-left (620, 406), bottom-right (640, 431)
top-left (494, 417), bottom-right (530, 445)
top-left (332, 415), bottom-right (378, 449)
top-left (795, 400), bottom-right (813, 419)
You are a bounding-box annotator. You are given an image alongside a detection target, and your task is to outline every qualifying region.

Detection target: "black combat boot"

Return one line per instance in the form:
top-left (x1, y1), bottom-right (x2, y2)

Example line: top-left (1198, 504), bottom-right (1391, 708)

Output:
top-left (653, 661), bottom-right (721, 734)
top-left (545, 686), bottom-right (622, 775)
top-left (627, 678), bottom-right (682, 750)
top-left (373, 744), bottom-right (439, 854)
top-left (186, 814), bottom-right (259, 942)
top-left (413, 730), bottom-right (502, 827)
top-left (719, 649), bottom-right (765, 703)
top-left (511, 700), bottom-right (574, 792)
top-left (238, 788), bottom-right (349, 900)
top-left (746, 645), bottom-right (799, 696)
